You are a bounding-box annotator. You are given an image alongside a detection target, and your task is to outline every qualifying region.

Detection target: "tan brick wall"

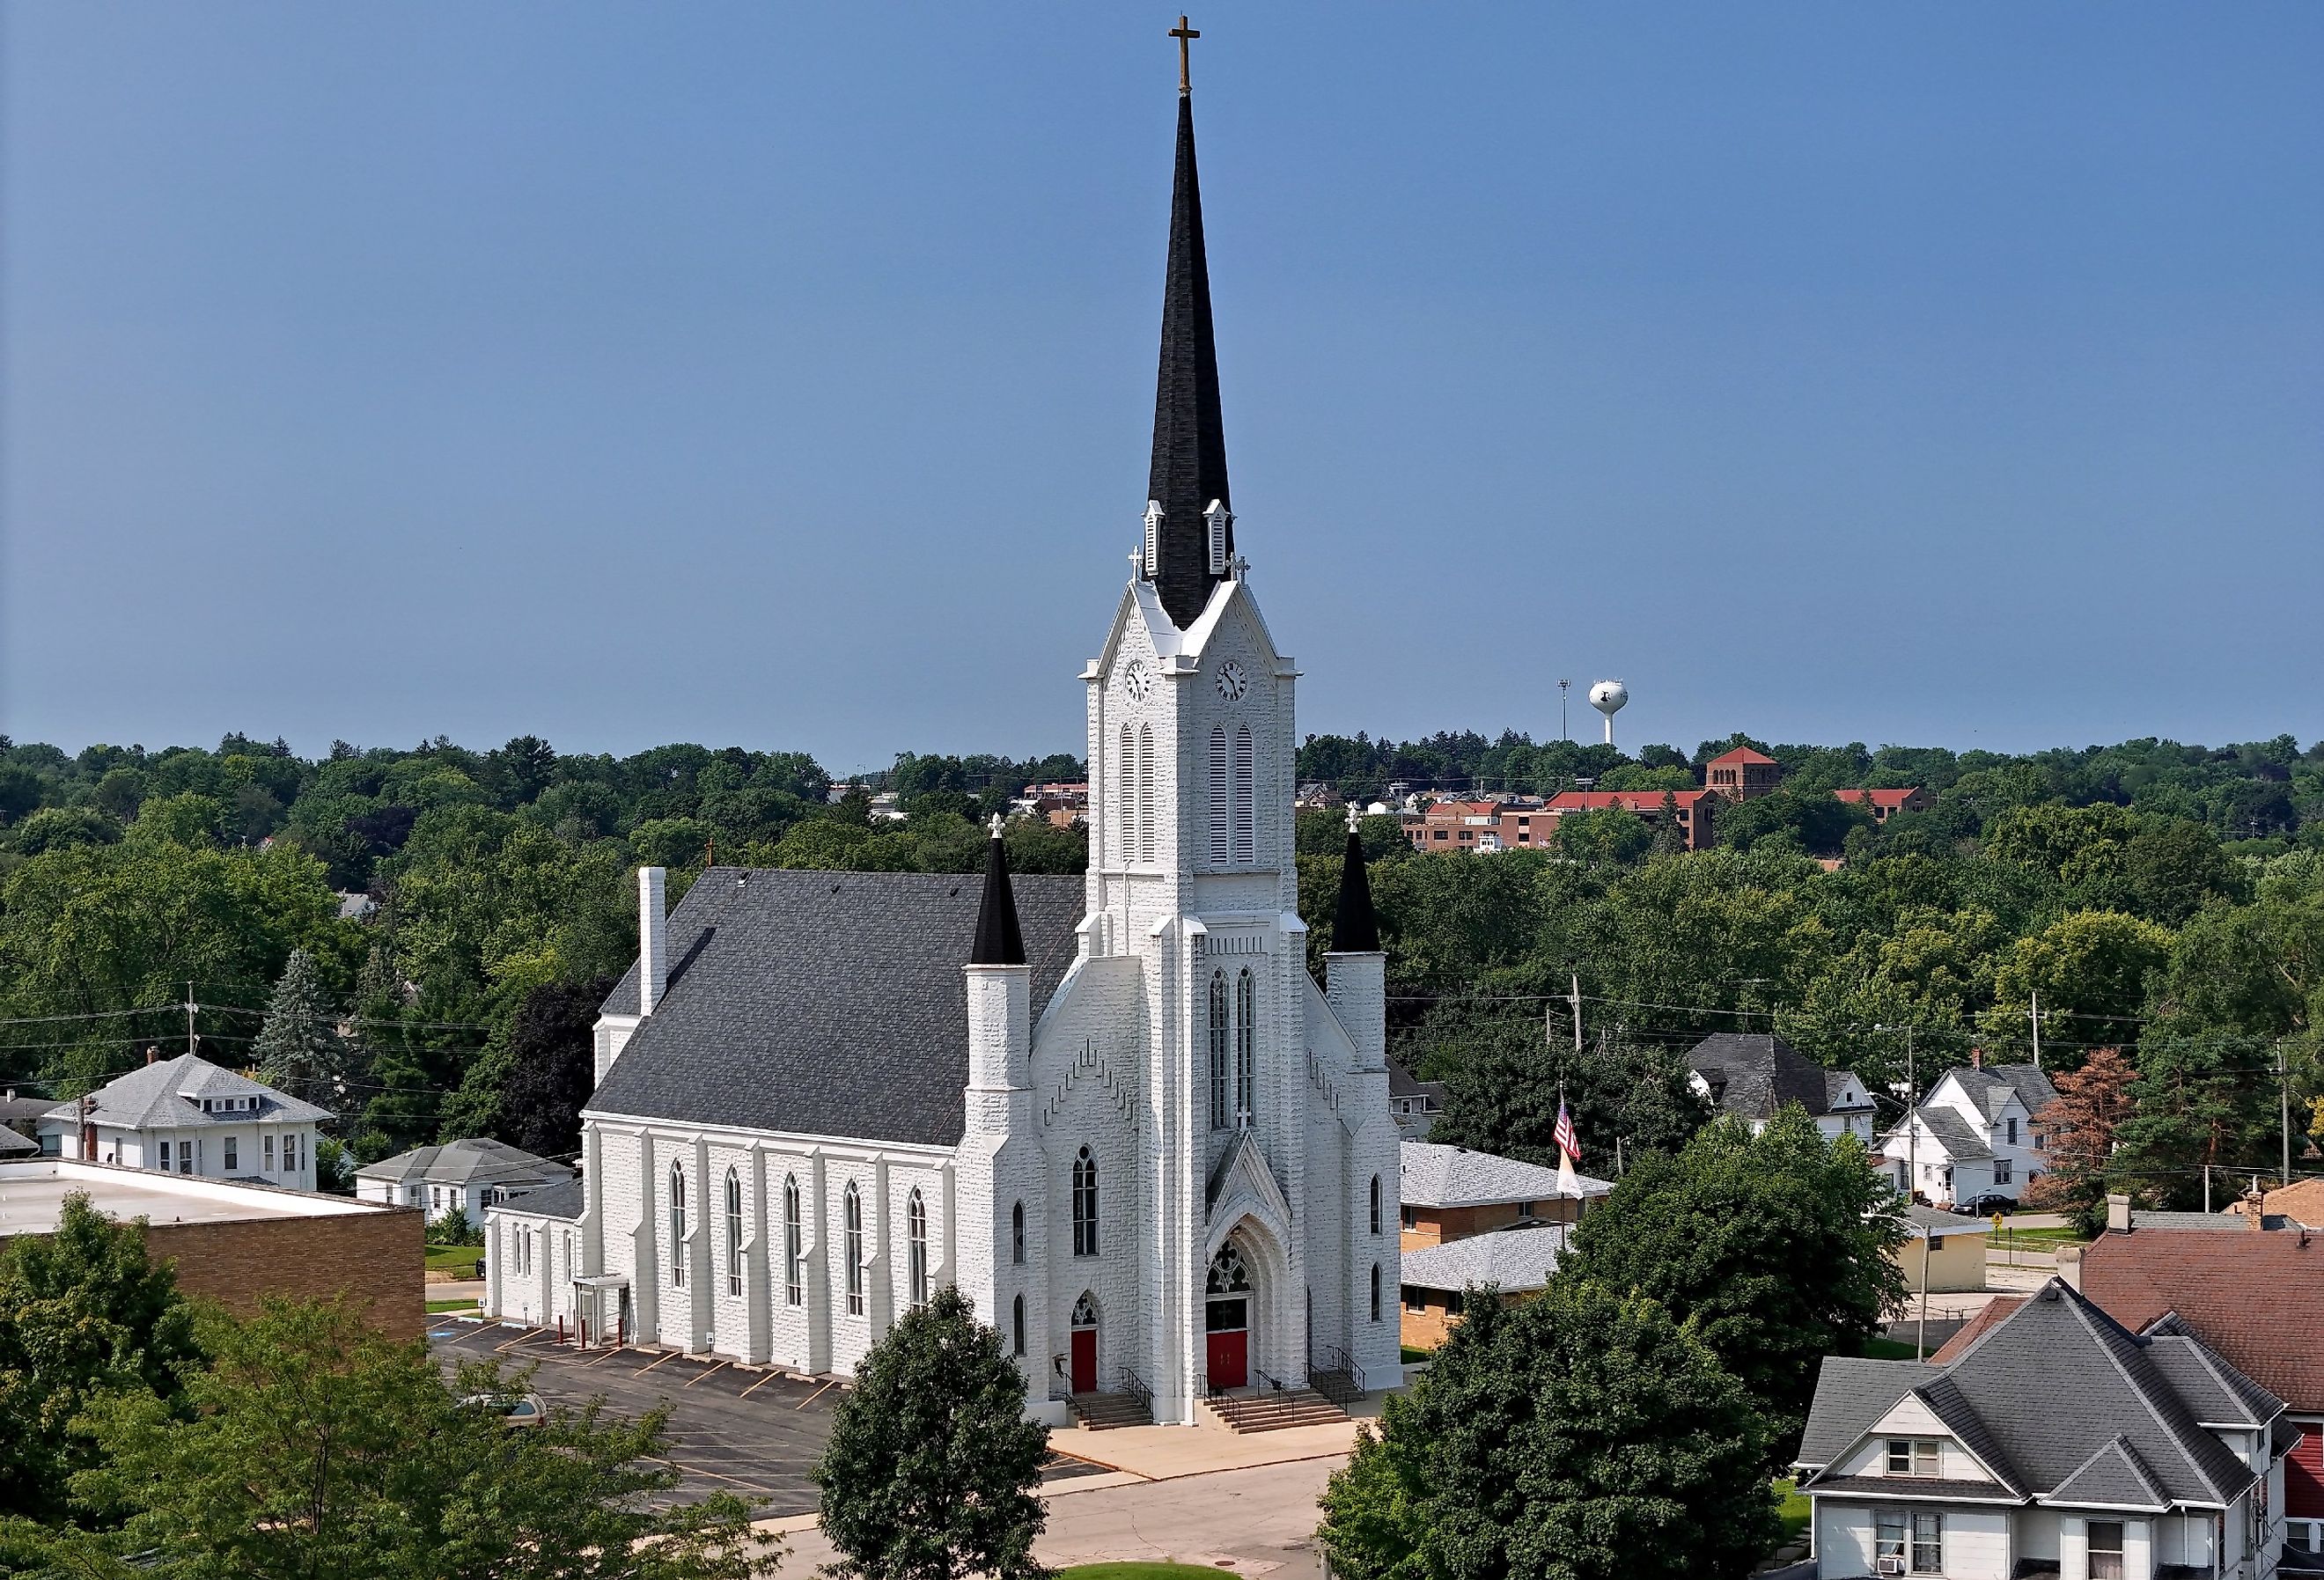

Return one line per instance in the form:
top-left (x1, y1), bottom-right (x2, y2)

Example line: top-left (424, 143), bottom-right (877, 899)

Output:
top-left (144, 1206), bottom-right (427, 1339)
top-left (1401, 1198), bottom-right (1580, 1252)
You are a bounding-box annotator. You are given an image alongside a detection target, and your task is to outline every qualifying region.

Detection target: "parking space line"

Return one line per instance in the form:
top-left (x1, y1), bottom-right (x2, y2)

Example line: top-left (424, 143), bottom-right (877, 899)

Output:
top-left (494, 1326), bottom-right (547, 1354)
top-left (635, 1349), bottom-right (688, 1376)
top-left (796, 1378), bottom-right (837, 1410)
top-left (647, 1456), bottom-right (780, 1495)
top-left (738, 1371), bottom-right (788, 1399)
top-left (682, 1359), bottom-right (732, 1388)
top-left (580, 1345), bottom-right (630, 1367)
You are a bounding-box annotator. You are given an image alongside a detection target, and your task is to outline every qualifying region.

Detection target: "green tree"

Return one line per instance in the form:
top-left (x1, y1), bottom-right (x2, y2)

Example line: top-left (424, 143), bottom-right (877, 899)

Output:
top-left (253, 948), bottom-right (349, 1106)
top-left (2021, 1047), bottom-right (2136, 1220)
top-left (1316, 1280), bottom-right (1778, 1580)
top-left (1426, 1010), bottom-right (1709, 1171)
top-left (813, 1284), bottom-right (1048, 1580)
top-left (1983, 910), bottom-right (2173, 1060)
top-left (2116, 1028), bottom-right (2281, 1204)
top-left (0, 1193), bottom-right (202, 1525)
top-left (46, 1297), bottom-right (773, 1580)
top-left (1559, 1110), bottom-right (1907, 1460)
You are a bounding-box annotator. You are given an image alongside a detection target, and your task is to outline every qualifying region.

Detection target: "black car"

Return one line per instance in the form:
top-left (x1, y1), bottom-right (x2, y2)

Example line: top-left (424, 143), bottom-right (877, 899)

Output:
top-left (1954, 1193), bottom-right (2017, 1217)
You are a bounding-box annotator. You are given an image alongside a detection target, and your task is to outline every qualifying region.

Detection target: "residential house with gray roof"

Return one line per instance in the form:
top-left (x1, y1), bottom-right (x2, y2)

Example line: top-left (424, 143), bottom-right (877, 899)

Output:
top-left (37, 1053), bottom-right (330, 1193)
top-left (1686, 1033), bottom-right (1877, 1142)
top-left (355, 1137), bottom-right (573, 1222)
top-left (1797, 1276), bottom-right (2301, 1580)
top-left (1878, 1061), bottom-right (2056, 1210)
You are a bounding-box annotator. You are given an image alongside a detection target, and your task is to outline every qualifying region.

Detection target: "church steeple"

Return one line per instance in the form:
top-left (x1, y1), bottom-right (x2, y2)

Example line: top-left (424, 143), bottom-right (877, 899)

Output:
top-left (969, 817), bottom-right (1026, 966)
top-left (1330, 822), bottom-right (1379, 952)
top-left (1144, 48), bottom-right (1233, 630)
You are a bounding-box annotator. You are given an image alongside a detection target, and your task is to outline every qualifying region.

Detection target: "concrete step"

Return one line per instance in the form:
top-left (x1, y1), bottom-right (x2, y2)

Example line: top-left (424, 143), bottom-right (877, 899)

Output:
top-left (1205, 1386), bottom-right (1350, 1434)
top-left (1068, 1391), bottom-right (1153, 1430)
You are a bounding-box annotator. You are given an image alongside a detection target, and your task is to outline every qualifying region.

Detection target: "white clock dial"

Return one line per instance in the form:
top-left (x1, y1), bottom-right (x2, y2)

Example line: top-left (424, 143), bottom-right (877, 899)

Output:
top-left (1123, 659), bottom-right (1152, 701)
top-left (1215, 659), bottom-right (1247, 702)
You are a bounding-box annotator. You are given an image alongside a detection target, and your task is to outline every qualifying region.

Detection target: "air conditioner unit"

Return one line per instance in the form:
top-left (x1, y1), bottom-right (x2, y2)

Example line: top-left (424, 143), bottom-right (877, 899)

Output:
top-left (1876, 1559), bottom-right (1905, 1576)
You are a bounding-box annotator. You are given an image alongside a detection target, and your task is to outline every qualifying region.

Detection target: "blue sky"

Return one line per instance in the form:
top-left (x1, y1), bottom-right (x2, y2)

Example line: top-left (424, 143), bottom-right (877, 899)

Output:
top-left (4, 4), bottom-right (2319, 775)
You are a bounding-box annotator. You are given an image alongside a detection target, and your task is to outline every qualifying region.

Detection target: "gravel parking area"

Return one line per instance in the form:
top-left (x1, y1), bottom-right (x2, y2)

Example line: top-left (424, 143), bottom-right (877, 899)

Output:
top-left (430, 1319), bottom-right (1109, 1518)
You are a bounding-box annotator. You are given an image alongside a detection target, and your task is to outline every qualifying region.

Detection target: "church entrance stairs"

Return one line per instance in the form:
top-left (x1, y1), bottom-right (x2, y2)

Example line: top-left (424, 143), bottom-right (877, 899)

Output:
top-left (1067, 1391), bottom-right (1155, 1430)
top-left (1200, 1386), bottom-right (1350, 1434)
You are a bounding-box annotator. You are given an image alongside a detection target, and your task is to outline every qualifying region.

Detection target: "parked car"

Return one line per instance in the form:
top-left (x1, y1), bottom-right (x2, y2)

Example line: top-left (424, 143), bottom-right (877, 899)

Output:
top-left (1954, 1193), bottom-right (2016, 1217)
top-left (460, 1391), bottom-right (546, 1428)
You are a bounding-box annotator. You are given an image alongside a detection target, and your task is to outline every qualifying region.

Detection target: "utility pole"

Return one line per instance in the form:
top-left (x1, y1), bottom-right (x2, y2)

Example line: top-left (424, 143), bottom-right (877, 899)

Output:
top-left (184, 981), bottom-right (197, 1060)
top-left (2203, 1164), bottom-right (2211, 1215)
top-left (1569, 974), bottom-right (1583, 1053)
top-left (2283, 1044), bottom-right (2294, 1187)
top-left (2029, 990), bottom-right (2041, 1071)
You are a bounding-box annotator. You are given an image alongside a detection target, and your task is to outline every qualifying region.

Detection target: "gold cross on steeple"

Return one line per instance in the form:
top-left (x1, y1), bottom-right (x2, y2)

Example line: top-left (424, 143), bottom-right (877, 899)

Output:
top-left (1169, 15), bottom-right (1199, 96)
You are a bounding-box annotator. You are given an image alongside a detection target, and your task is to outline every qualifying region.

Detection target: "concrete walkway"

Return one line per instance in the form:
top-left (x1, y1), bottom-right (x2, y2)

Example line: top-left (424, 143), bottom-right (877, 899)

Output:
top-left (1043, 1407), bottom-right (1372, 1481)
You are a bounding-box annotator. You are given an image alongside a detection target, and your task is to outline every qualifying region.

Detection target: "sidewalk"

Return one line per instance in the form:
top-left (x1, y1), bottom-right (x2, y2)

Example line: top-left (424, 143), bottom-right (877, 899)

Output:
top-left (1046, 1413), bottom-right (1367, 1481)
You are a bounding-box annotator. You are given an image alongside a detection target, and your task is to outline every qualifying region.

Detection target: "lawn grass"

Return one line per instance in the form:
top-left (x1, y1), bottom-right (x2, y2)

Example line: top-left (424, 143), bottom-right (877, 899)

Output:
top-left (1058, 1566), bottom-right (1232, 1580)
top-left (1994, 1225), bottom-right (2084, 1245)
top-left (1773, 1478), bottom-right (1810, 1544)
top-left (427, 1298), bottom-right (480, 1313)
top-left (1861, 1336), bottom-right (1927, 1360)
top-left (425, 1243), bottom-right (484, 1275)
top-left (1400, 1345), bottom-right (1430, 1363)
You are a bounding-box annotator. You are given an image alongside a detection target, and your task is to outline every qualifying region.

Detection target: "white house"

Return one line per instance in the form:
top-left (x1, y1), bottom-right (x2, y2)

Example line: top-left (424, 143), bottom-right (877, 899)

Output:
top-left (355, 1138), bottom-right (574, 1221)
top-left (38, 1053), bottom-right (330, 1193)
top-left (1879, 1062), bottom-right (2056, 1209)
top-left (484, 78), bottom-right (1404, 1430)
top-left (1687, 1033), bottom-right (1878, 1142)
top-left (1797, 1276), bottom-right (2298, 1580)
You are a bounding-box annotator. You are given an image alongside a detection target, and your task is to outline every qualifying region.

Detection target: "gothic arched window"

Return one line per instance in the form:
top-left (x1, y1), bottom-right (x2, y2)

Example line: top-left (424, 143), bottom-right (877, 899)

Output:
top-left (1207, 970), bottom-right (1231, 1130)
top-left (1371, 1261), bottom-right (1382, 1323)
top-left (1370, 1174), bottom-right (1381, 1237)
top-left (1011, 1201), bottom-right (1026, 1266)
top-left (1231, 724), bottom-right (1254, 863)
top-left (1011, 1293), bottom-right (1026, 1358)
top-left (667, 1163), bottom-right (687, 1289)
top-left (724, 1166), bottom-right (744, 1297)
top-left (1071, 1147), bottom-right (1099, 1258)
top-left (1235, 967), bottom-right (1256, 1125)
top-left (1136, 724), bottom-right (1157, 863)
top-left (783, 1173), bottom-right (803, 1307)
top-left (1209, 725), bottom-right (1230, 865)
top-left (843, 1181), bottom-right (865, 1315)
top-left (907, 1188), bottom-right (930, 1306)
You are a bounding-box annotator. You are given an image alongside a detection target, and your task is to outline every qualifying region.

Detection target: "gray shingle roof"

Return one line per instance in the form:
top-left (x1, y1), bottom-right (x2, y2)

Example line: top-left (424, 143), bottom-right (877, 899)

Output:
top-left (2046, 1436), bottom-right (2168, 1511)
top-left (1824, 1069), bottom-right (1872, 1113)
top-left (1913, 1106), bottom-right (1993, 1161)
top-left (354, 1137), bottom-right (574, 1189)
top-left (586, 868), bottom-right (1085, 1150)
top-left (1687, 1033), bottom-right (1835, 1121)
top-left (1399, 1224), bottom-right (1571, 1294)
top-left (1398, 1141), bottom-right (1609, 1209)
top-left (0, 1127), bottom-right (36, 1155)
top-left (485, 1177), bottom-right (584, 1222)
top-left (1800, 1279), bottom-right (2277, 1510)
top-left (41, 1054), bottom-right (332, 1130)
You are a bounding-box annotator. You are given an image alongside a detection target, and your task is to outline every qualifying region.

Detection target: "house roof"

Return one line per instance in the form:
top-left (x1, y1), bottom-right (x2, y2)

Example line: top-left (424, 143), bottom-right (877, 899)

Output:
top-left (2129, 1209), bottom-right (2293, 1234)
top-left (353, 1137), bottom-right (574, 1189)
top-left (1385, 1059), bottom-right (1444, 1105)
top-left (1931, 1297), bottom-right (2024, 1363)
top-left (2226, 1175), bottom-right (2324, 1228)
top-left (586, 867), bottom-right (1085, 1150)
top-left (1545, 789), bottom-right (1711, 812)
top-left (2078, 1228), bottom-right (2324, 1413)
top-left (1946, 1063), bottom-right (2057, 1122)
top-left (2046, 1436), bottom-right (2169, 1511)
top-left (484, 1176), bottom-right (584, 1223)
top-left (1687, 1033), bottom-right (1858, 1121)
top-left (1798, 1279), bottom-right (2274, 1511)
top-left (1910, 1106), bottom-right (1993, 1161)
top-left (1399, 1223), bottom-right (1572, 1294)
top-left (1398, 1140), bottom-right (1610, 1209)
top-left (0, 1127), bottom-right (36, 1156)
top-left (40, 1053), bottom-right (332, 1131)
top-left (1706, 747), bottom-right (1777, 767)
top-left (1900, 1203), bottom-right (1985, 1239)
top-left (1835, 788), bottom-right (1923, 809)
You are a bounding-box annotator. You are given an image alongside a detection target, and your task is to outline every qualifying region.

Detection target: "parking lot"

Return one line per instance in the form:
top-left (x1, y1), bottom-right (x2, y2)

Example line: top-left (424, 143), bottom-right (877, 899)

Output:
top-left (430, 1319), bottom-right (1109, 1518)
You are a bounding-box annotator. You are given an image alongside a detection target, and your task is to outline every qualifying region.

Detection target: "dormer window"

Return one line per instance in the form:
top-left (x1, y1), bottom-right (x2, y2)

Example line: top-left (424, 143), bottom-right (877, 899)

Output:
top-left (1885, 1438), bottom-right (1939, 1477)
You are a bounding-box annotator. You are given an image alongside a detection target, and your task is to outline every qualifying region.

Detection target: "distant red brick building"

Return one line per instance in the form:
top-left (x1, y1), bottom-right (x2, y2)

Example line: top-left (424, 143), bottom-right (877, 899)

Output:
top-left (1704, 746), bottom-right (1782, 802)
top-left (1405, 790), bottom-right (1717, 853)
top-left (1834, 786), bottom-right (1932, 823)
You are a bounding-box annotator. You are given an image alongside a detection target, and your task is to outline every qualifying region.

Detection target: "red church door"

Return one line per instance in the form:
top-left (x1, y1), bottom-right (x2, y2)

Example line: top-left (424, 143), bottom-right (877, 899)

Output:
top-left (1070, 1292), bottom-right (1099, 1393)
top-left (1205, 1296), bottom-right (1248, 1390)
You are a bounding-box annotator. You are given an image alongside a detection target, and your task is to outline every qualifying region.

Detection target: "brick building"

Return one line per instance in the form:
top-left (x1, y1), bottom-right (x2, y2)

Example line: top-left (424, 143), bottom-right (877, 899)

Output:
top-left (1704, 746), bottom-right (1782, 801)
top-left (1835, 786), bottom-right (1933, 823)
top-left (1404, 789), bottom-right (1717, 853)
top-left (0, 1157), bottom-right (425, 1337)
top-left (1395, 1141), bottom-right (1611, 1349)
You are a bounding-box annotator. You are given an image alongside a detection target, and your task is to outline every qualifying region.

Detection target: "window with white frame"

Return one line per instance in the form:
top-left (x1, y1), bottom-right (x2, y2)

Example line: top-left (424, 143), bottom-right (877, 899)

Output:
top-left (223, 1136), bottom-right (238, 1172)
top-left (1886, 1438), bottom-right (1940, 1477)
top-left (2005, 1116), bottom-right (2019, 1145)
top-left (667, 1163), bottom-right (687, 1289)
top-left (843, 1182), bottom-right (864, 1315)
top-left (2086, 1520), bottom-right (2124, 1580)
top-left (1874, 1510), bottom-right (1943, 1575)
top-left (724, 1167), bottom-right (744, 1297)
top-left (1995, 1157), bottom-right (2012, 1185)
top-left (907, 1189), bottom-right (929, 1305)
top-left (784, 1175), bottom-right (804, 1307)
top-left (158, 1140), bottom-right (172, 1172)
top-left (264, 1134), bottom-right (276, 1171)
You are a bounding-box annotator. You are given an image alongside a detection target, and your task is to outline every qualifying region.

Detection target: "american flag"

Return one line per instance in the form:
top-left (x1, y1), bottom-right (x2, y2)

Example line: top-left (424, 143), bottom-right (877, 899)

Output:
top-left (1553, 1099), bottom-right (1580, 1164)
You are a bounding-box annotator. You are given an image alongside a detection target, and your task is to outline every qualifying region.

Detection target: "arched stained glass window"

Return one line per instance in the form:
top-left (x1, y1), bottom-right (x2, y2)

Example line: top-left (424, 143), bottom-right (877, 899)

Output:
top-left (724, 1167), bottom-right (744, 1297)
top-left (843, 1181), bottom-right (864, 1315)
top-left (667, 1163), bottom-right (687, 1289)
top-left (1071, 1147), bottom-right (1099, 1257)
top-left (1235, 967), bottom-right (1256, 1126)
top-left (783, 1174), bottom-right (803, 1306)
top-left (907, 1188), bottom-right (930, 1305)
top-left (1207, 970), bottom-right (1231, 1130)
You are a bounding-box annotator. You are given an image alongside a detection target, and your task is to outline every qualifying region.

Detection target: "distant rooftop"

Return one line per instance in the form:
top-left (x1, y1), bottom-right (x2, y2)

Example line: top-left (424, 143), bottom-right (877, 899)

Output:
top-left (0, 1158), bottom-right (388, 1236)
top-left (1400, 1140), bottom-right (1611, 1209)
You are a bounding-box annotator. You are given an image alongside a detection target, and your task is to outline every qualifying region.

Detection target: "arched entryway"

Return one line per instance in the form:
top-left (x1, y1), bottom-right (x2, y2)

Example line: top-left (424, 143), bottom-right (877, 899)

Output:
top-left (1070, 1290), bottom-right (1099, 1394)
top-left (1204, 1243), bottom-right (1253, 1389)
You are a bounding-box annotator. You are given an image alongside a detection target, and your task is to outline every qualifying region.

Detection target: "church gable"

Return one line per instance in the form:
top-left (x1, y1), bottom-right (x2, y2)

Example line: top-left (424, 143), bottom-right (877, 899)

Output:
top-left (588, 868), bottom-right (1084, 1148)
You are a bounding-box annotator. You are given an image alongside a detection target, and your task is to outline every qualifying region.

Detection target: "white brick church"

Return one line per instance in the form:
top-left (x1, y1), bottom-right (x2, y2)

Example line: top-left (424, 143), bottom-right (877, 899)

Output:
top-left (484, 73), bottom-right (1403, 1426)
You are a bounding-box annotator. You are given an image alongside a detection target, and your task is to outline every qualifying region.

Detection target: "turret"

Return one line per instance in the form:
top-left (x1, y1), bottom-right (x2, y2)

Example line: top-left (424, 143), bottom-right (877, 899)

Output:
top-left (1324, 819), bottom-right (1386, 1069)
top-left (967, 819), bottom-right (1031, 1096)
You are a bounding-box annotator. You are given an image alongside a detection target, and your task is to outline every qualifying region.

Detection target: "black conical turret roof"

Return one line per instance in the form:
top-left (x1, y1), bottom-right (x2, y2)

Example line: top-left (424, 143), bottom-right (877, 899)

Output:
top-left (1331, 827), bottom-right (1380, 952)
top-left (1144, 92), bottom-right (1232, 629)
top-left (969, 827), bottom-right (1026, 966)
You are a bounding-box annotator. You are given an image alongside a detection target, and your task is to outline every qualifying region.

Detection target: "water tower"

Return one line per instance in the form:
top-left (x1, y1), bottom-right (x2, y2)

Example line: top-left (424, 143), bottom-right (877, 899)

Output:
top-left (1588, 680), bottom-right (1628, 746)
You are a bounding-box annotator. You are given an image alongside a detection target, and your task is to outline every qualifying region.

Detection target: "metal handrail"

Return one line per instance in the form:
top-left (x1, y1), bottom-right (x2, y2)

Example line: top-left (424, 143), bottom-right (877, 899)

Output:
top-left (1254, 1366), bottom-right (1287, 1393)
top-left (1118, 1366), bottom-right (1154, 1417)
top-left (1307, 1345), bottom-right (1364, 1407)
top-left (1195, 1370), bottom-right (1226, 1402)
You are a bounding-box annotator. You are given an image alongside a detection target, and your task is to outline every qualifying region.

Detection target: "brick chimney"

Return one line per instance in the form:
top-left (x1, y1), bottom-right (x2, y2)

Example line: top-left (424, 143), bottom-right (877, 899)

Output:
top-left (638, 867), bottom-right (667, 1017)
top-left (2106, 1193), bottom-right (2132, 1234)
top-left (1970, 1046), bottom-right (1982, 1069)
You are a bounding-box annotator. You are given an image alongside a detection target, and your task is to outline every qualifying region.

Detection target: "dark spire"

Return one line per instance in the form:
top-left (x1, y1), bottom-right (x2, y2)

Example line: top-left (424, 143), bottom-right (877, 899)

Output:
top-left (1144, 89), bottom-right (1232, 629)
top-left (1331, 826), bottom-right (1380, 952)
top-left (969, 819), bottom-right (1026, 966)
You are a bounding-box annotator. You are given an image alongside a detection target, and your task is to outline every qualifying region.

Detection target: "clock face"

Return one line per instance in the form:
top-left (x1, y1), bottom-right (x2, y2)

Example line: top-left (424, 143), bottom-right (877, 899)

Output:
top-left (1123, 659), bottom-right (1152, 702)
top-left (1215, 659), bottom-right (1248, 702)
